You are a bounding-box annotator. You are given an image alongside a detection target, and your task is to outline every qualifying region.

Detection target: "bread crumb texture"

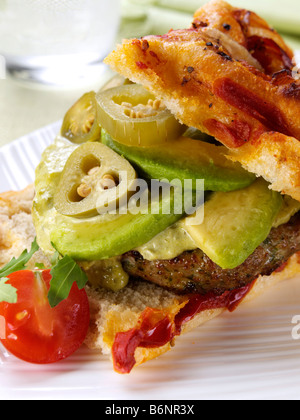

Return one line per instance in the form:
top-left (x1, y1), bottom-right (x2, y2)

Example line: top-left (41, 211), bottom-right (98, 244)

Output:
top-left (228, 133), bottom-right (300, 201)
top-left (0, 185), bottom-right (48, 268)
top-left (84, 280), bottom-right (184, 356)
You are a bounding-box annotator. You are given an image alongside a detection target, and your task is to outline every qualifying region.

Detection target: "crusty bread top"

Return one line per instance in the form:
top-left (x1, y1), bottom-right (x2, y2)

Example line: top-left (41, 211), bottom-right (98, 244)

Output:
top-left (104, 0), bottom-right (300, 201)
top-left (192, 0), bottom-right (294, 56)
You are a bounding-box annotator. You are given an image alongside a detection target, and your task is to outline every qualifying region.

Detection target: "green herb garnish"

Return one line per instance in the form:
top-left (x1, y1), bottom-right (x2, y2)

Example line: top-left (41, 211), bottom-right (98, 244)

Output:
top-left (0, 238), bottom-right (88, 308)
top-left (0, 238), bottom-right (39, 303)
top-left (0, 238), bottom-right (39, 278)
top-left (48, 255), bottom-right (88, 308)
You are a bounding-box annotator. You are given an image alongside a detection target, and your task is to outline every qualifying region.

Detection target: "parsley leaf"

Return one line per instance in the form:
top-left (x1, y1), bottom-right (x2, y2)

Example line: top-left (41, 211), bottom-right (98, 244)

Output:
top-left (0, 278), bottom-right (18, 304)
top-left (0, 238), bottom-right (39, 304)
top-left (0, 238), bottom-right (39, 278)
top-left (50, 250), bottom-right (61, 266)
top-left (0, 238), bottom-right (88, 308)
top-left (48, 255), bottom-right (88, 308)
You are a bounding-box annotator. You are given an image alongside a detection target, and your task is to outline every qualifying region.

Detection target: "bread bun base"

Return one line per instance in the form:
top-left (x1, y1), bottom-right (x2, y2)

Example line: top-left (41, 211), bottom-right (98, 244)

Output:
top-left (1, 186), bottom-right (299, 373)
top-left (85, 253), bottom-right (300, 371)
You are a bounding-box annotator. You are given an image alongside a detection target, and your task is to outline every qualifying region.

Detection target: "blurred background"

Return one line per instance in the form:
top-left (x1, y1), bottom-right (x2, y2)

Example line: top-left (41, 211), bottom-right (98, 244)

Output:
top-left (0, 0), bottom-right (299, 148)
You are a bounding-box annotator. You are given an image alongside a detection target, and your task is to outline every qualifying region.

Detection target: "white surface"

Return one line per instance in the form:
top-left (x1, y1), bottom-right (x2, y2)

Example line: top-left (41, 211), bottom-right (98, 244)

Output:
top-left (0, 123), bottom-right (300, 400)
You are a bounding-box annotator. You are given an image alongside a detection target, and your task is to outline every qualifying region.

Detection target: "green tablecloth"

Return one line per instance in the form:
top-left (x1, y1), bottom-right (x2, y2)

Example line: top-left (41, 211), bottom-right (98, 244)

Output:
top-left (0, 0), bottom-right (299, 148)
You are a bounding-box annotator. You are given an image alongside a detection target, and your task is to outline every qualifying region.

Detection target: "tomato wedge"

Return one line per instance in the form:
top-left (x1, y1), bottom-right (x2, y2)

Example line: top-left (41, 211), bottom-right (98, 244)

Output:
top-left (0, 270), bottom-right (90, 364)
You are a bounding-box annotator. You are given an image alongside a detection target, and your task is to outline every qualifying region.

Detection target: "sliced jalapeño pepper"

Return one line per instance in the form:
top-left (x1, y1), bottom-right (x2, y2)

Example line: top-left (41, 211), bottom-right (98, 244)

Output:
top-left (54, 142), bottom-right (136, 218)
top-left (96, 84), bottom-right (186, 147)
top-left (99, 74), bottom-right (133, 92)
top-left (61, 91), bottom-right (101, 144)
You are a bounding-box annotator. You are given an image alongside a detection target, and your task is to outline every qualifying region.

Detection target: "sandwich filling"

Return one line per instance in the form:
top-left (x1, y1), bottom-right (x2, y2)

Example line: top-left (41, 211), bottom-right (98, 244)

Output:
top-left (33, 124), bottom-right (300, 296)
top-left (32, 0), bottom-right (300, 299)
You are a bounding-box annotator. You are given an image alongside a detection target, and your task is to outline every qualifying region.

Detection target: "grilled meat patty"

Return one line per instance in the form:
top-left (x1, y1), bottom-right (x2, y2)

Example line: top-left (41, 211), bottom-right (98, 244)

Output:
top-left (122, 212), bottom-right (300, 295)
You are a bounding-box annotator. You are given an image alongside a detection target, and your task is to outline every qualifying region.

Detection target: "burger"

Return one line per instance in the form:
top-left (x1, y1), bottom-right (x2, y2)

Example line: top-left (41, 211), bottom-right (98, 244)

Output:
top-left (0, 0), bottom-right (299, 374)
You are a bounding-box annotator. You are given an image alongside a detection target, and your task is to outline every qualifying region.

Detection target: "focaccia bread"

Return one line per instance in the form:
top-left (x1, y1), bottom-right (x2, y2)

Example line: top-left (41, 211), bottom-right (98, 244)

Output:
top-left (0, 185), bottom-right (48, 269)
top-left (105, 0), bottom-right (300, 201)
top-left (1, 186), bottom-right (299, 373)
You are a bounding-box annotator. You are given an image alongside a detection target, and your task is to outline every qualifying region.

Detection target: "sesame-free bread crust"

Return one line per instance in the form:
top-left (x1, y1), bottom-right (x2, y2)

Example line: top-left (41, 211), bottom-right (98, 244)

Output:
top-left (104, 0), bottom-right (300, 201)
top-left (0, 185), bottom-right (48, 269)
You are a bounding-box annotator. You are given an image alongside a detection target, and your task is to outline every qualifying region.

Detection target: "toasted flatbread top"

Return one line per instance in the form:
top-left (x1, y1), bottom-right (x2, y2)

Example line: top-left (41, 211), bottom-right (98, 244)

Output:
top-left (105, 0), bottom-right (300, 201)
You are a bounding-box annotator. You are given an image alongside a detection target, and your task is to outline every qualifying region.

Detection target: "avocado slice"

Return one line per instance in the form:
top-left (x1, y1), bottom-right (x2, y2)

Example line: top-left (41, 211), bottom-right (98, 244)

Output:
top-left (34, 136), bottom-right (203, 262)
top-left (50, 186), bottom-right (192, 261)
top-left (184, 178), bottom-right (283, 269)
top-left (101, 131), bottom-right (256, 192)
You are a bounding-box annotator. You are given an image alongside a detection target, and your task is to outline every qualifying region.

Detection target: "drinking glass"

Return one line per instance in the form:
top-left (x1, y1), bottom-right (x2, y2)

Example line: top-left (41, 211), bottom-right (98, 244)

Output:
top-left (0, 0), bottom-right (121, 87)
